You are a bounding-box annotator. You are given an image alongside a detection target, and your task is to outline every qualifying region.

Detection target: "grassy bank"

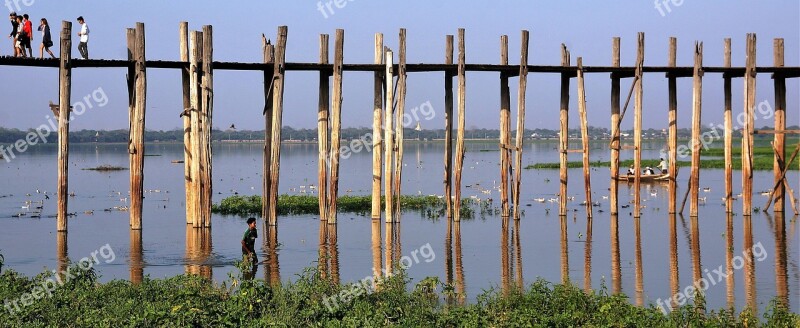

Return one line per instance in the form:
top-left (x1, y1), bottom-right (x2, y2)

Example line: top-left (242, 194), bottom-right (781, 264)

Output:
top-left (526, 146), bottom-right (798, 170)
top-left (0, 263), bottom-right (796, 327)
top-left (212, 195), bottom-right (478, 219)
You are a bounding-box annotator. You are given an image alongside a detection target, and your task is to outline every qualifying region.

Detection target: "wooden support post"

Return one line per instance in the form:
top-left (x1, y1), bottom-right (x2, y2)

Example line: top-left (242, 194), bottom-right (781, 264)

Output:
top-left (129, 23), bottom-right (147, 230)
top-left (724, 38), bottom-right (733, 213)
top-left (57, 21), bottom-right (72, 232)
top-left (189, 31), bottom-right (203, 228)
top-left (371, 33), bottom-right (383, 221)
top-left (200, 25), bottom-right (214, 228)
top-left (773, 38), bottom-right (786, 212)
top-left (499, 35), bottom-right (510, 218)
top-left (393, 29), bottom-right (408, 217)
top-left (742, 34), bottom-right (756, 216)
top-left (609, 37), bottom-right (621, 215)
top-left (453, 28), bottom-right (466, 222)
top-left (558, 44), bottom-right (570, 216)
top-left (512, 31), bottom-right (529, 220)
top-left (577, 57), bottom-right (592, 217)
top-left (328, 29), bottom-right (344, 224)
top-left (444, 35), bottom-right (454, 219)
top-left (667, 37), bottom-right (678, 214)
top-left (384, 49), bottom-right (395, 223)
top-left (690, 42), bottom-right (703, 217)
top-left (268, 26), bottom-right (288, 226)
top-left (633, 32), bottom-right (644, 218)
top-left (262, 36), bottom-right (275, 221)
top-left (180, 22), bottom-right (193, 224)
top-left (317, 34), bottom-right (330, 221)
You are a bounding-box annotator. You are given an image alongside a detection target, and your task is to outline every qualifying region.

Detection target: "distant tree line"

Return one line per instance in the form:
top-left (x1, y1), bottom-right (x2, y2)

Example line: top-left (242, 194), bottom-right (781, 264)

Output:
top-left (0, 125), bottom-right (795, 144)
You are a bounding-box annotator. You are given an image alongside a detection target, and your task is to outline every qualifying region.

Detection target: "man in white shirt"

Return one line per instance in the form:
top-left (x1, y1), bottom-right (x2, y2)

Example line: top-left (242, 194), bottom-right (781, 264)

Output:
top-left (658, 158), bottom-right (668, 174)
top-left (77, 16), bottom-right (89, 59)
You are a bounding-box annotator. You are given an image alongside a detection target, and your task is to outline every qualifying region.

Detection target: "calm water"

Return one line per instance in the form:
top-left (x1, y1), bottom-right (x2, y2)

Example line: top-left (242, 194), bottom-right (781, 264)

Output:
top-left (0, 141), bottom-right (797, 314)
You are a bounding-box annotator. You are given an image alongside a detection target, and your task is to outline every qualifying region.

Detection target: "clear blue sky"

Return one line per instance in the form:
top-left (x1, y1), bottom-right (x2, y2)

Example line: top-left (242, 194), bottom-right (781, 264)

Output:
top-left (1, 0), bottom-right (797, 131)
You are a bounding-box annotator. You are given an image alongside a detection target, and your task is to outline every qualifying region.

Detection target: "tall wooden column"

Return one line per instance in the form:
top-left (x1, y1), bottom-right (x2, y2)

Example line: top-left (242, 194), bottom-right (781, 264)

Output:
top-left (129, 23), bottom-right (147, 230)
top-left (267, 26), bottom-right (288, 226)
top-left (56, 21), bottom-right (72, 232)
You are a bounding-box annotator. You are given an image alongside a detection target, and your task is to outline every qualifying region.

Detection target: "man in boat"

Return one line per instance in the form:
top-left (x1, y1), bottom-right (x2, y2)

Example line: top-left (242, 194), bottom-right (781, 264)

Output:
top-left (626, 164), bottom-right (635, 175)
top-left (658, 158), bottom-right (668, 174)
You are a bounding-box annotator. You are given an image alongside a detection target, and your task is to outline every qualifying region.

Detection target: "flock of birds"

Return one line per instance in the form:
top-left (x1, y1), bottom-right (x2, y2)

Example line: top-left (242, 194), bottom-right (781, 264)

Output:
top-left (9, 188), bottom-right (171, 219)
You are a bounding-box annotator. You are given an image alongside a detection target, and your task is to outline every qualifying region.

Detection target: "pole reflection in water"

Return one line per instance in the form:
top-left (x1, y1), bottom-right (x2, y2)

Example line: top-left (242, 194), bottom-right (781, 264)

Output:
top-left (185, 226), bottom-right (212, 279)
top-left (454, 220), bottom-right (465, 305)
top-left (318, 219), bottom-right (328, 280)
top-left (56, 231), bottom-right (68, 276)
top-left (560, 215), bottom-right (569, 284)
top-left (130, 229), bottom-right (143, 284)
top-left (445, 219), bottom-right (465, 305)
top-left (669, 214), bottom-right (680, 308)
top-left (743, 215), bottom-right (757, 315)
top-left (634, 215), bottom-right (643, 307)
top-left (265, 223), bottom-right (280, 286)
top-left (583, 216), bottom-right (593, 293)
top-left (513, 217), bottom-right (523, 290)
top-left (500, 216), bottom-right (524, 293)
top-left (327, 223), bottom-right (340, 284)
top-left (371, 219), bottom-right (382, 284)
top-left (610, 214), bottom-right (621, 294)
top-left (316, 220), bottom-right (341, 284)
top-left (445, 219), bottom-right (453, 305)
top-left (501, 216), bottom-right (509, 295)
top-left (771, 212), bottom-right (788, 308)
top-left (689, 215), bottom-right (704, 313)
top-left (725, 212), bottom-right (735, 308)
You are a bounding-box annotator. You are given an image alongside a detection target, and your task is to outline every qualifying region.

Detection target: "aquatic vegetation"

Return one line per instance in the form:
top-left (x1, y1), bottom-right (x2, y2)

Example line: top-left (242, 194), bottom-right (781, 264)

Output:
top-left (212, 195), bottom-right (477, 219)
top-left (82, 164), bottom-right (128, 171)
top-left (0, 265), bottom-right (796, 327)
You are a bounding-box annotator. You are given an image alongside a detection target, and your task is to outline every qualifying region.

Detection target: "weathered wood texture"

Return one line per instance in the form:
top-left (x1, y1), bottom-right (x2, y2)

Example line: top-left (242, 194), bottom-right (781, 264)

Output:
top-left (267, 26), bottom-right (288, 226)
top-left (129, 23), bottom-right (147, 230)
top-left (56, 21), bottom-right (72, 232)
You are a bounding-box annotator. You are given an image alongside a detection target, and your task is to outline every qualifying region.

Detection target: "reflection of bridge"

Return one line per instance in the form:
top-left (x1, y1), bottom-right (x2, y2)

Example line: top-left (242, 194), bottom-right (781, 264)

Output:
top-left (1, 22), bottom-right (797, 235)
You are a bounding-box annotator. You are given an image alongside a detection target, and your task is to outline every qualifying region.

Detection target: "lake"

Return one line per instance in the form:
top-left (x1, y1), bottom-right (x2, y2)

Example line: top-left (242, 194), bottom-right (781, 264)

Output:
top-left (0, 140), bottom-right (797, 314)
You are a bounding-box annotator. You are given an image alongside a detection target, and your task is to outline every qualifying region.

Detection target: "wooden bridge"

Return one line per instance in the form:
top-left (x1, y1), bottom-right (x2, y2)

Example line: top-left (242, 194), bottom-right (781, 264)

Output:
top-left (1, 21), bottom-right (798, 233)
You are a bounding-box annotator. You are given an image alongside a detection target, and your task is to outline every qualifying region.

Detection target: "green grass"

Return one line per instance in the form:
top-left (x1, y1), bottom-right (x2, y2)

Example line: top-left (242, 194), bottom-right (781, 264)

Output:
top-left (212, 195), bottom-right (477, 219)
top-left (0, 262), bottom-right (796, 327)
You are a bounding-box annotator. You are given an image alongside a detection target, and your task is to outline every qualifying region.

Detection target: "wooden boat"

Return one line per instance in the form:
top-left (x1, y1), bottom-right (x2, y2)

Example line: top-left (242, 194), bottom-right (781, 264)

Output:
top-left (171, 160), bottom-right (184, 164)
top-left (616, 173), bottom-right (670, 183)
